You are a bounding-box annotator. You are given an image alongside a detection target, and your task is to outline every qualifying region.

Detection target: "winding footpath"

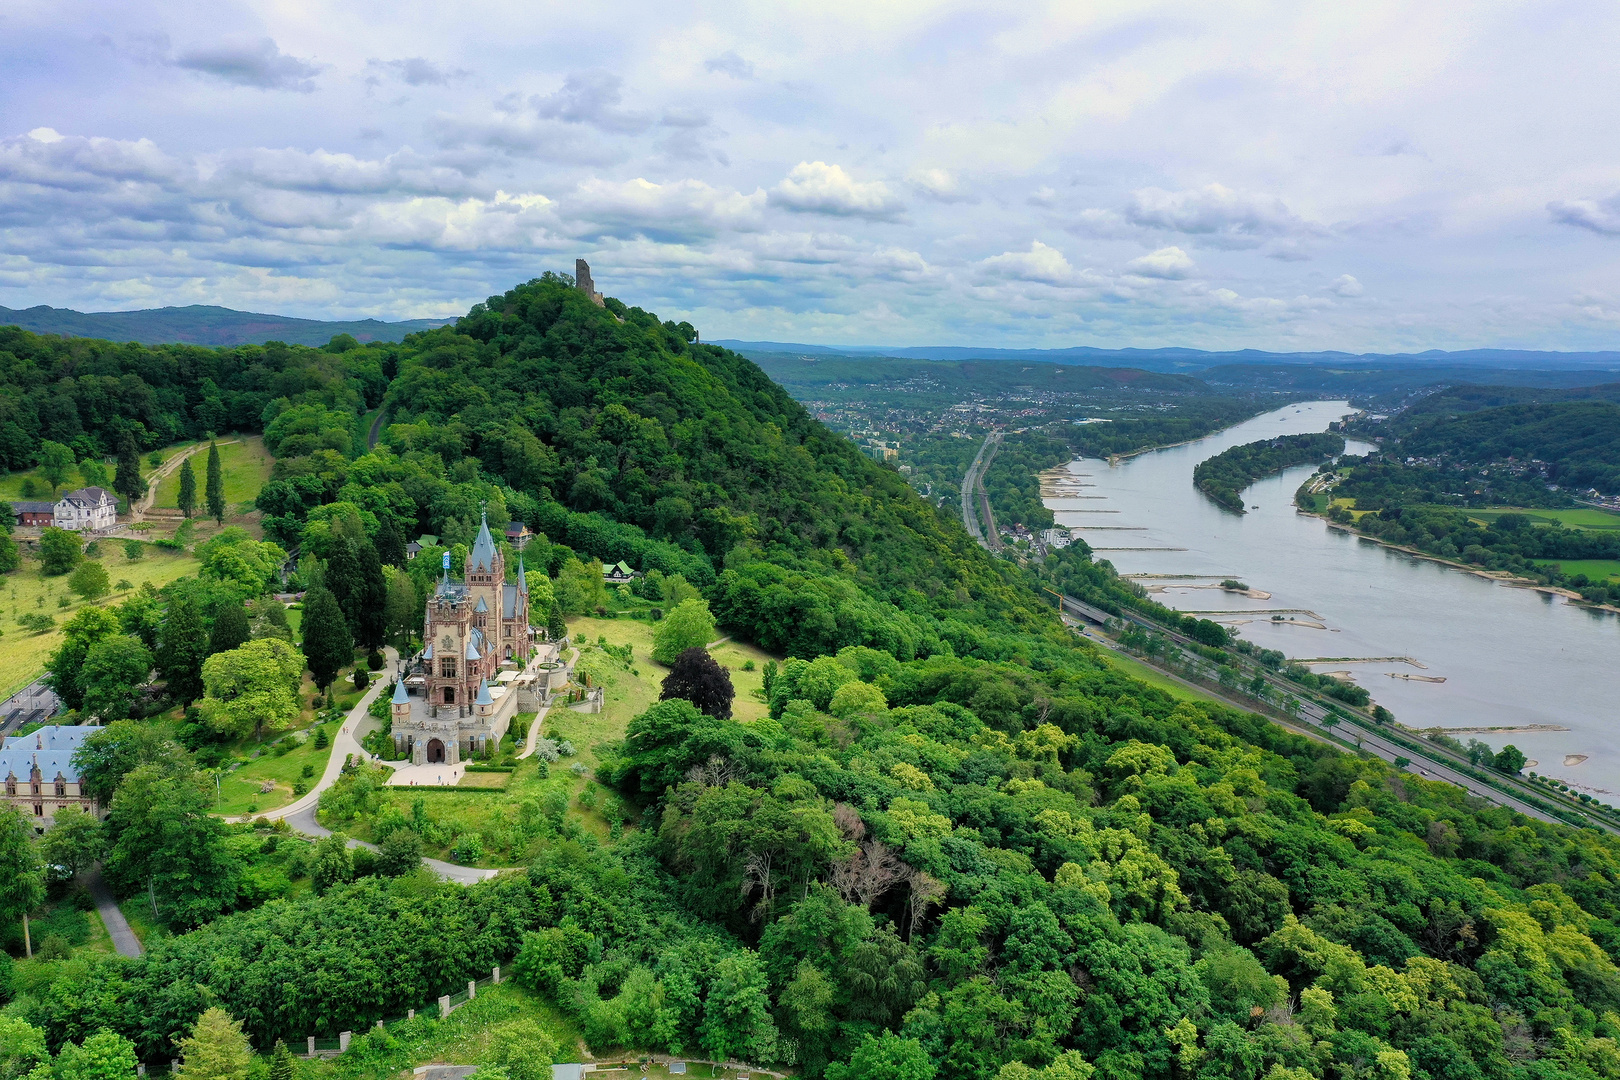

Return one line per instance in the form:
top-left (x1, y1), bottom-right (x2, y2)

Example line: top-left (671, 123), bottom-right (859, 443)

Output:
top-left (85, 866), bottom-right (142, 958)
top-left (131, 439), bottom-right (240, 523)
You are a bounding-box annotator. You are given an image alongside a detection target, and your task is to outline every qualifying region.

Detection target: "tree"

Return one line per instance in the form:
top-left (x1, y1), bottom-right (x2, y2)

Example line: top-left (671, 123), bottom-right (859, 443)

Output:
top-left (177, 1008), bottom-right (253, 1080)
top-left (79, 634), bottom-right (153, 722)
top-left (114, 433), bottom-right (146, 506)
top-left (160, 593), bottom-right (210, 704)
top-left (208, 603), bottom-right (251, 656)
top-left (37, 440), bottom-right (74, 496)
top-left (39, 526), bottom-right (83, 575)
top-left (46, 605), bottom-right (121, 711)
top-left (53, 1029), bottom-right (138, 1080)
top-left (205, 441), bottom-right (226, 524)
top-left (383, 568), bottom-right (418, 649)
top-left (375, 513), bottom-right (407, 567)
top-left (825, 1033), bottom-right (936, 1080)
top-left (38, 806), bottom-right (104, 876)
top-left (554, 556), bottom-right (608, 615)
top-left (78, 458), bottom-right (110, 489)
top-left (1494, 745), bottom-right (1527, 774)
top-left (72, 720), bottom-right (187, 805)
top-left (199, 638), bottom-right (304, 739)
top-left (547, 601), bottom-right (567, 642)
top-left (696, 950), bottom-right (778, 1065)
top-left (480, 1020), bottom-right (560, 1080)
top-left (301, 586), bottom-right (352, 692)
top-left (312, 832), bottom-right (354, 893)
top-left (105, 764), bottom-right (240, 928)
top-left (376, 829), bottom-right (423, 877)
top-left (325, 536), bottom-right (386, 649)
top-left (0, 808), bottom-right (43, 957)
top-left (268, 1042), bottom-right (296, 1080)
top-left (197, 528), bottom-right (288, 594)
top-left (660, 647), bottom-right (735, 718)
top-left (652, 598), bottom-right (716, 665)
top-left (177, 456), bottom-right (198, 518)
top-left (0, 1016), bottom-right (49, 1080)
top-left (68, 560), bottom-right (111, 602)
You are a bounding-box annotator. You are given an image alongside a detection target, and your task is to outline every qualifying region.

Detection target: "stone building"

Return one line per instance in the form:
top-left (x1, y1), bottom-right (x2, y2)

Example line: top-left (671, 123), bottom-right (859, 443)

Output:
top-left (0, 726), bottom-right (99, 829)
top-left (53, 487), bottom-right (117, 531)
top-left (393, 511), bottom-right (534, 764)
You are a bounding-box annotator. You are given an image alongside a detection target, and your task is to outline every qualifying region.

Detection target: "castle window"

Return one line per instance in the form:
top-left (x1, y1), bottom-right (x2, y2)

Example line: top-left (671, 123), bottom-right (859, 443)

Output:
top-left (4, 776), bottom-right (13, 796)
top-left (54, 778), bottom-right (65, 798)
top-left (476, 614), bottom-right (486, 628)
top-left (440, 657), bottom-right (458, 678)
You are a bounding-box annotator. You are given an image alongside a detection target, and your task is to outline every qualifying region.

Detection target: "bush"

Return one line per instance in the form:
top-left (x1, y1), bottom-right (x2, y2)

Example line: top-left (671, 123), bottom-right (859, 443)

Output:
top-left (367, 651), bottom-right (385, 671)
top-left (450, 834), bottom-right (485, 865)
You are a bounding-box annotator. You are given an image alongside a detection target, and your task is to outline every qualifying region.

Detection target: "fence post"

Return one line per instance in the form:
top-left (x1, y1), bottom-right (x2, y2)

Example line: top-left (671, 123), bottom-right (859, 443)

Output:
top-left (467, 980), bottom-right (477, 1000)
top-left (374, 1021), bottom-right (383, 1032)
top-left (307, 1038), bottom-right (315, 1057)
top-left (439, 995), bottom-right (451, 1018)
top-left (137, 1066), bottom-right (145, 1077)
top-left (492, 965), bottom-right (501, 985)
top-left (339, 1032), bottom-right (351, 1052)
top-left (408, 1009), bottom-right (415, 1021)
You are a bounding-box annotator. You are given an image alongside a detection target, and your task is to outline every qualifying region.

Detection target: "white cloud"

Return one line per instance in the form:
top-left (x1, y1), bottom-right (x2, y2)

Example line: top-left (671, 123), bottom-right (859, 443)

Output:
top-left (770, 162), bottom-right (904, 220)
top-left (1332, 274), bottom-right (1364, 297)
top-left (979, 241), bottom-right (1082, 286)
top-left (1124, 246), bottom-right (1195, 279)
top-left (172, 38), bottom-right (323, 92)
top-left (368, 57), bottom-right (469, 87)
top-left (566, 177), bottom-right (764, 242)
top-left (704, 51), bottom-right (755, 79)
top-left (910, 168), bottom-right (971, 203)
top-left (1123, 184), bottom-right (1326, 250)
top-left (531, 71), bottom-right (651, 134)
top-left (1549, 196), bottom-right (1620, 235)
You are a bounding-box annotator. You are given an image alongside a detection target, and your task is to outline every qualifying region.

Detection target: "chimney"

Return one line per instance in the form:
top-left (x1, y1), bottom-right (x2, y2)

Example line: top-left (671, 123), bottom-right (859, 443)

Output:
top-left (575, 259), bottom-right (605, 307)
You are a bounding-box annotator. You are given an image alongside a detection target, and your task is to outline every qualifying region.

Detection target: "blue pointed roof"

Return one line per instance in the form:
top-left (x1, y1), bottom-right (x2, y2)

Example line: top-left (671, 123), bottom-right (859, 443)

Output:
top-left (391, 681), bottom-right (409, 705)
top-left (469, 509), bottom-right (497, 573)
top-left (465, 639), bottom-right (481, 661)
top-left (517, 552), bottom-right (528, 594)
top-left (475, 679), bottom-right (493, 706)
top-left (474, 595), bottom-right (488, 612)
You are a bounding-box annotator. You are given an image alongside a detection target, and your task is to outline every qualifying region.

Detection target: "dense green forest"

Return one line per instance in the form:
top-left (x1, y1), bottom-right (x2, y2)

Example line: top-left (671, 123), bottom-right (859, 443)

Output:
top-left (6, 278), bottom-right (1620, 1080)
top-left (1193, 434), bottom-right (1347, 513)
top-left (1316, 458), bottom-right (1572, 512)
top-left (0, 326), bottom-right (394, 469)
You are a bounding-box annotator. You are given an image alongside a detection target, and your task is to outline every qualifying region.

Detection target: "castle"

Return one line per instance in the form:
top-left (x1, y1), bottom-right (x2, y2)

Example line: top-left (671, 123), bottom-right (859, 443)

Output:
top-left (392, 510), bottom-right (533, 764)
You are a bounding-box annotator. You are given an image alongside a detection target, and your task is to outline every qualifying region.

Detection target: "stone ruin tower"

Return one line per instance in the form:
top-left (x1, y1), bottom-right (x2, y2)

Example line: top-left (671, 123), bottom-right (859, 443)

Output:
top-left (575, 259), bottom-right (605, 307)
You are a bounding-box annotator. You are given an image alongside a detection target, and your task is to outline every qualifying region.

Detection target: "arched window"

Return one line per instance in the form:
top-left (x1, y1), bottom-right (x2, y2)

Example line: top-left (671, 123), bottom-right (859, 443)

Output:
top-left (4, 775), bottom-right (14, 797)
top-left (54, 776), bottom-right (66, 798)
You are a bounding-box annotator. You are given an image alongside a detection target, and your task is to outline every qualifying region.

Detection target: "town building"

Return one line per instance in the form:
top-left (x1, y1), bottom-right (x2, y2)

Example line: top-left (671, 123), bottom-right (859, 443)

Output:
top-left (603, 560), bottom-right (635, 584)
top-left (393, 511), bottom-right (537, 764)
top-left (53, 487), bottom-right (117, 531)
top-left (12, 501), bottom-right (55, 527)
top-left (0, 726), bottom-right (99, 829)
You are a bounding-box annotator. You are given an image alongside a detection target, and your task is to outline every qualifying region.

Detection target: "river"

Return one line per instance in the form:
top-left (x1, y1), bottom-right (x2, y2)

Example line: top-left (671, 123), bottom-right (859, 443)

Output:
top-left (1046, 400), bottom-right (1620, 803)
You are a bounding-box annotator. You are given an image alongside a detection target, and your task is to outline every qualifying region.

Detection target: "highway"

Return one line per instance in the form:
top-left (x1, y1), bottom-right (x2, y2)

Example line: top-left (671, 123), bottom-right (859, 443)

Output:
top-left (960, 430), bottom-right (1003, 550)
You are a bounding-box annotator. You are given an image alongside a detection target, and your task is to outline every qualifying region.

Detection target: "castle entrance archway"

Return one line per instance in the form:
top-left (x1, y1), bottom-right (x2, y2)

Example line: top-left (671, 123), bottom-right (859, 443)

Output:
top-left (427, 739), bottom-right (445, 763)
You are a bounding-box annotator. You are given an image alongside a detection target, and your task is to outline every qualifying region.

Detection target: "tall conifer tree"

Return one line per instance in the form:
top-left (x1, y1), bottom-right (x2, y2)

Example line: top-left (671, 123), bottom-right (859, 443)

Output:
top-left (114, 433), bottom-right (146, 506)
top-left (300, 586), bottom-right (351, 692)
top-left (159, 593), bottom-right (209, 704)
top-left (205, 441), bottom-right (225, 523)
top-left (207, 603), bottom-right (251, 657)
top-left (177, 457), bottom-right (197, 518)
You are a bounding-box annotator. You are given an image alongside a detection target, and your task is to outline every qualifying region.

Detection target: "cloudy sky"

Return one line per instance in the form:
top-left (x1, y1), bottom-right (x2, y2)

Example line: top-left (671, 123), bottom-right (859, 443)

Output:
top-left (5, 1), bottom-right (1620, 351)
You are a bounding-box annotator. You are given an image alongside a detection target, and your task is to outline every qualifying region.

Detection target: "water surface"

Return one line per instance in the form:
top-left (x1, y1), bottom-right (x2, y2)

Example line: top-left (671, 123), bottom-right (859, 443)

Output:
top-left (1048, 401), bottom-right (1620, 800)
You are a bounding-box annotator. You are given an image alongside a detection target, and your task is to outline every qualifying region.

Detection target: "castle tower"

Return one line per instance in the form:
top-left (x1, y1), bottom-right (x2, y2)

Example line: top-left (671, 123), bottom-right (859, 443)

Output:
top-left (391, 680), bottom-right (412, 757)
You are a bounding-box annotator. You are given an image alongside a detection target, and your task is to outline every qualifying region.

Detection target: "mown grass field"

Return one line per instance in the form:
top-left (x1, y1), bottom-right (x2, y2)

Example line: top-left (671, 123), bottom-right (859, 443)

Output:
top-left (1533, 558), bottom-right (1620, 583)
top-left (1095, 646), bottom-right (1230, 707)
top-left (1466, 506), bottom-right (1620, 530)
top-left (149, 436), bottom-right (273, 514)
top-left (0, 545), bottom-right (201, 700)
top-left (214, 721), bottom-right (334, 816)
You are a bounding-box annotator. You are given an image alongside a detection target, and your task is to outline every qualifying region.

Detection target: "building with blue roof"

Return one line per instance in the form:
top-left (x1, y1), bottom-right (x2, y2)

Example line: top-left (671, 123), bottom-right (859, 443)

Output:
top-left (0, 725), bottom-right (100, 830)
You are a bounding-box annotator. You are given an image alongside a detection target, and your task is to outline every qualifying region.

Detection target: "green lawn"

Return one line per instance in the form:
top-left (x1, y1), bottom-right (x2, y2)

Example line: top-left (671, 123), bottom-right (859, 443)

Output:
top-left (1469, 506), bottom-right (1620, 530)
top-left (149, 436), bottom-right (273, 514)
top-left (1097, 647), bottom-right (1230, 707)
top-left (1534, 558), bottom-right (1620, 583)
top-left (213, 722), bottom-right (335, 816)
top-left (0, 545), bottom-right (201, 701)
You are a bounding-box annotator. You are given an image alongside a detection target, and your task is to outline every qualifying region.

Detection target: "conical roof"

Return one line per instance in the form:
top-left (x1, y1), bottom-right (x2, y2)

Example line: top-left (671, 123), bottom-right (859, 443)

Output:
top-left (469, 508), bottom-right (497, 572)
top-left (391, 681), bottom-right (409, 705)
top-left (475, 678), bottom-right (493, 706)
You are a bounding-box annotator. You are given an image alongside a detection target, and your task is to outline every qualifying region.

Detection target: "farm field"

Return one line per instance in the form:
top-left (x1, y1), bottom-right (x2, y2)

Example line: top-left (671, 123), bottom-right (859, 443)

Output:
top-left (1468, 506), bottom-right (1620, 530)
top-left (1533, 558), bottom-right (1620, 583)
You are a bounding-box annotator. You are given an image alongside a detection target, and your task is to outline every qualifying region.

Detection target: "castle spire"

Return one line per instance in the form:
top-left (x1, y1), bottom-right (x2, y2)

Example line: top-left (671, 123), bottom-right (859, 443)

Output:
top-left (470, 505), bottom-right (497, 573)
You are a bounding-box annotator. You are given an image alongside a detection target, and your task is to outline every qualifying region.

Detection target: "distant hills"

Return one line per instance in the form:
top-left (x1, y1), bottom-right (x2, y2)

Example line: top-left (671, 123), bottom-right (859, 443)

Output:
top-left (0, 303), bottom-right (453, 347)
top-left (713, 339), bottom-right (1620, 372)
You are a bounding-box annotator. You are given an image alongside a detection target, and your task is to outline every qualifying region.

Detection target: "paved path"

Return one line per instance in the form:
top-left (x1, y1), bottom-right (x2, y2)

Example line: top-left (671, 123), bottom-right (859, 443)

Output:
top-left (514, 706), bottom-right (553, 760)
top-left (84, 867), bottom-right (141, 958)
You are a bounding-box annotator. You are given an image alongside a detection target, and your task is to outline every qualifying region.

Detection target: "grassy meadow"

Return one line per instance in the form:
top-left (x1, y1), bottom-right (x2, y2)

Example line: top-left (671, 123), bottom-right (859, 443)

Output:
top-left (148, 436), bottom-right (273, 515)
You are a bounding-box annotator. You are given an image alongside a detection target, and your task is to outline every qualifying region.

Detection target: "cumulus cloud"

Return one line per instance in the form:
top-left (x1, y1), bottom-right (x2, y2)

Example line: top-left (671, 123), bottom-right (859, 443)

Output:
top-left (704, 51), bottom-right (755, 79)
top-left (1123, 184), bottom-right (1325, 250)
top-left (979, 241), bottom-right (1081, 286)
top-left (1124, 246), bottom-right (1195, 279)
top-left (910, 168), bottom-right (971, 203)
top-left (1332, 274), bottom-right (1364, 297)
top-left (566, 177), bottom-right (765, 243)
top-left (1549, 196), bottom-right (1620, 235)
top-left (770, 162), bottom-right (904, 220)
top-left (368, 57), bottom-right (469, 87)
top-left (173, 38), bottom-right (323, 92)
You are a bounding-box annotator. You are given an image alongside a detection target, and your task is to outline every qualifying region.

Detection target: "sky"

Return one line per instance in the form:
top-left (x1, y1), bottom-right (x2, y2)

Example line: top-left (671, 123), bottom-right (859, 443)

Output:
top-left (5, 1), bottom-right (1620, 351)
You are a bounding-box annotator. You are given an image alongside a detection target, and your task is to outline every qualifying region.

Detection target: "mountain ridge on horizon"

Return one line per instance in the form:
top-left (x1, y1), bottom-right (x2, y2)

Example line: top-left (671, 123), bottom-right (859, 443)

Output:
top-left (0, 302), bottom-right (453, 348)
top-left (714, 338), bottom-right (1620, 372)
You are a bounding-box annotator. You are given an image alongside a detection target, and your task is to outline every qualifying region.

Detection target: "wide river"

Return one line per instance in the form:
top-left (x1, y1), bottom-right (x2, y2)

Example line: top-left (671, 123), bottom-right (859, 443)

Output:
top-left (1046, 400), bottom-right (1620, 802)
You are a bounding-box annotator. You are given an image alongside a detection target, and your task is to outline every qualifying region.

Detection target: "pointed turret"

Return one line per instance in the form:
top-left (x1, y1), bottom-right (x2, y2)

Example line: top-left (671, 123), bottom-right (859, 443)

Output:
top-left (475, 678), bottom-right (493, 707)
top-left (517, 552), bottom-right (528, 594)
top-left (470, 508), bottom-right (497, 573)
top-left (392, 680), bottom-right (409, 705)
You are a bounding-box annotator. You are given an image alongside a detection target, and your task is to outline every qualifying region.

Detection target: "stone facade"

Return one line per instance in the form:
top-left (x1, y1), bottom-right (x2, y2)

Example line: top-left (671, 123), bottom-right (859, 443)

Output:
top-left (575, 259), bottom-right (605, 307)
top-left (0, 726), bottom-right (99, 830)
top-left (393, 511), bottom-right (533, 764)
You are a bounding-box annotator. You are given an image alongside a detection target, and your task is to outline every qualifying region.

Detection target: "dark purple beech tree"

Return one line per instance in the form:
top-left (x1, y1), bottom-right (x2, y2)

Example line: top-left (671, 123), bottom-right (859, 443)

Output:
top-left (659, 646), bottom-right (735, 719)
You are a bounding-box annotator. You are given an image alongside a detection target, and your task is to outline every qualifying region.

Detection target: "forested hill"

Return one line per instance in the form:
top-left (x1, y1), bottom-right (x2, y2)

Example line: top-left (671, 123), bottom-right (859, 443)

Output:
top-left (379, 276), bottom-right (1054, 657)
top-left (1193, 433), bottom-right (1346, 513)
top-left (1396, 401), bottom-right (1620, 496)
top-left (0, 303), bottom-right (449, 347)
